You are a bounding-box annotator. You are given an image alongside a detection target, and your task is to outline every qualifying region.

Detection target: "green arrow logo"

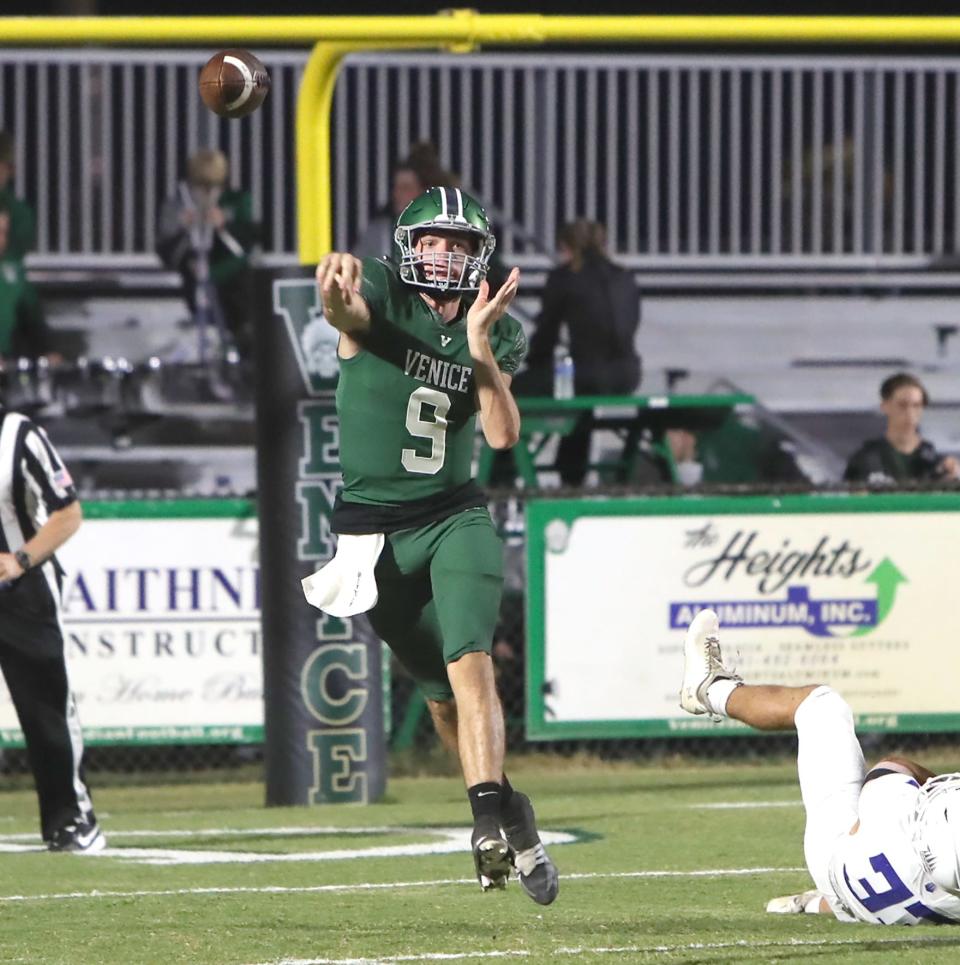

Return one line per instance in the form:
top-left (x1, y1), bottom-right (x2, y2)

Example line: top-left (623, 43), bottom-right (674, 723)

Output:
top-left (852, 557), bottom-right (907, 637)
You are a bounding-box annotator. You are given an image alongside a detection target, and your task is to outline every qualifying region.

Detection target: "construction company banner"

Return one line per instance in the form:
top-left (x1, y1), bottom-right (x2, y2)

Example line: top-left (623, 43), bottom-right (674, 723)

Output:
top-left (0, 505), bottom-right (262, 747)
top-left (525, 493), bottom-right (960, 739)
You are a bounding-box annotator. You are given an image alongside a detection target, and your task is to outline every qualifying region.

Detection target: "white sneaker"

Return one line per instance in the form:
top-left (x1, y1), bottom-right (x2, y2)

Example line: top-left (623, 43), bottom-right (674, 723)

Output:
top-left (766, 890), bottom-right (823, 914)
top-left (47, 819), bottom-right (106, 853)
top-left (679, 608), bottom-right (741, 721)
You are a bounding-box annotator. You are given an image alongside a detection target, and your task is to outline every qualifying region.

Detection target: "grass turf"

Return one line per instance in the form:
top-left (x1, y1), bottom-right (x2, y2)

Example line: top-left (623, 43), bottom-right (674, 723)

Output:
top-left (2, 762), bottom-right (960, 964)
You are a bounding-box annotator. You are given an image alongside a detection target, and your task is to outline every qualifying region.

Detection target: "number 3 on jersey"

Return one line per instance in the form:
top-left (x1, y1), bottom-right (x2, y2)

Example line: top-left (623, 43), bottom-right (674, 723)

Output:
top-left (402, 387), bottom-right (450, 474)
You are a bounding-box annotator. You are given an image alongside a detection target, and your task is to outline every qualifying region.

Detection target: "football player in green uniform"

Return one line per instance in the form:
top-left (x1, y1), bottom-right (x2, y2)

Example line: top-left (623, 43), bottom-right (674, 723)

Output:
top-left (316, 187), bottom-right (558, 905)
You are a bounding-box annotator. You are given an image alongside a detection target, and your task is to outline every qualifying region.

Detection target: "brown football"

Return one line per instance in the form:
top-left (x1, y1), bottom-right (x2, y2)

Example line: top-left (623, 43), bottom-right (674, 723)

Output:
top-left (198, 49), bottom-right (270, 119)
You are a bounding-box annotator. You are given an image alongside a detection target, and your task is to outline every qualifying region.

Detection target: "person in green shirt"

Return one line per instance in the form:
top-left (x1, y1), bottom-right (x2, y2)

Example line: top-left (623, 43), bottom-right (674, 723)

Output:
top-left (844, 372), bottom-right (959, 484)
top-left (0, 207), bottom-right (51, 360)
top-left (0, 131), bottom-right (36, 262)
top-left (314, 187), bottom-right (558, 905)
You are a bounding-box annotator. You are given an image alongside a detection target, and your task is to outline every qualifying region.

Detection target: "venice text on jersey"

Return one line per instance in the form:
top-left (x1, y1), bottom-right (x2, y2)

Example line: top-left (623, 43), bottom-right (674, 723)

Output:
top-left (403, 349), bottom-right (472, 394)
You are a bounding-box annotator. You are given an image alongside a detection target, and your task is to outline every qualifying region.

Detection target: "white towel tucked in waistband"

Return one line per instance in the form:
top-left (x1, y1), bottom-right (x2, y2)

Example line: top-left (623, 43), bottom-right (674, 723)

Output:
top-left (301, 533), bottom-right (385, 617)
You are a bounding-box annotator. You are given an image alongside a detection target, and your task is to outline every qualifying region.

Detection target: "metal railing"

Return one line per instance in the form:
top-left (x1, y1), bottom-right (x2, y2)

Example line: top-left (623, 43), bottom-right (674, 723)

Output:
top-left (334, 52), bottom-right (960, 272)
top-left (0, 48), bottom-right (306, 267)
top-left (4, 49), bottom-right (960, 275)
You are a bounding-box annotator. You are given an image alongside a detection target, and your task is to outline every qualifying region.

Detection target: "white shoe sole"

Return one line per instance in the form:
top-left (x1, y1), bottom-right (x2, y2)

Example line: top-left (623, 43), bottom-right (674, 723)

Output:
top-left (79, 829), bottom-right (107, 853)
top-left (766, 890), bottom-right (821, 914)
top-left (680, 608), bottom-right (722, 716)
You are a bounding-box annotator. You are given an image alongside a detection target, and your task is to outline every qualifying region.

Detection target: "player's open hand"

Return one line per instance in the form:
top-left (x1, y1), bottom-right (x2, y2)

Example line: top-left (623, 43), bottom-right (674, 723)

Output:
top-left (467, 267), bottom-right (520, 341)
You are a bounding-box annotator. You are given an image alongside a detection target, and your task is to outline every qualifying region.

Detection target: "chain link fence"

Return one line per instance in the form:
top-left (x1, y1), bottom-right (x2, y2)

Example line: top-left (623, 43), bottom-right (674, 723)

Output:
top-left (3, 480), bottom-right (959, 787)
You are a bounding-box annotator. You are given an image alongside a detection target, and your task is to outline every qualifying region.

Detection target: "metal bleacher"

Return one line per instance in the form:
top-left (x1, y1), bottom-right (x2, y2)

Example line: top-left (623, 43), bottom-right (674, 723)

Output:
top-left (4, 47), bottom-right (960, 492)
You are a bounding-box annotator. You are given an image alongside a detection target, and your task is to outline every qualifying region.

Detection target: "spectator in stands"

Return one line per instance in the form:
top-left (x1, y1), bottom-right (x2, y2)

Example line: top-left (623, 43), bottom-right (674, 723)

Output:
top-left (522, 219), bottom-right (642, 485)
top-left (157, 148), bottom-right (261, 359)
top-left (352, 141), bottom-right (456, 261)
top-left (844, 372), bottom-right (959, 484)
top-left (681, 414), bottom-right (809, 486)
top-left (0, 132), bottom-right (35, 261)
top-left (0, 207), bottom-right (56, 361)
top-left (618, 414), bottom-right (809, 488)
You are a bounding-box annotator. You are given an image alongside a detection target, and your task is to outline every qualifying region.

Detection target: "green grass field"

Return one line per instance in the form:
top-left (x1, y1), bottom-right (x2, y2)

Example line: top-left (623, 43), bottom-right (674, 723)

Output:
top-left (4, 761), bottom-right (960, 965)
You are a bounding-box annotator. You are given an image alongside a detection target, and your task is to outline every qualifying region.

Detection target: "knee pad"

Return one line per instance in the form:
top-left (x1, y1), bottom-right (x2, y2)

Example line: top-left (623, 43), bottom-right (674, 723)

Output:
top-left (795, 685), bottom-right (854, 736)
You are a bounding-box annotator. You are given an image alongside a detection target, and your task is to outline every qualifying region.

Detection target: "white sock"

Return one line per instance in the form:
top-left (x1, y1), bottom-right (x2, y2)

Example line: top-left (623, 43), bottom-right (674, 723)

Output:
top-left (705, 678), bottom-right (741, 718)
top-left (803, 891), bottom-right (824, 914)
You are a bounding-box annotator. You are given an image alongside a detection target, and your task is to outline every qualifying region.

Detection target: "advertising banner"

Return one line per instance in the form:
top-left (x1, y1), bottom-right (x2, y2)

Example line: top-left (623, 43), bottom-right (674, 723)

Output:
top-left (0, 502), bottom-right (261, 747)
top-left (526, 493), bottom-right (960, 739)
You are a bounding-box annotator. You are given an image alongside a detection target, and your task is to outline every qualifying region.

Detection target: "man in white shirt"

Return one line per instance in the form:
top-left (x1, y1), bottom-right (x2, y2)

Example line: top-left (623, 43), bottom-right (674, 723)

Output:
top-left (0, 406), bottom-right (104, 852)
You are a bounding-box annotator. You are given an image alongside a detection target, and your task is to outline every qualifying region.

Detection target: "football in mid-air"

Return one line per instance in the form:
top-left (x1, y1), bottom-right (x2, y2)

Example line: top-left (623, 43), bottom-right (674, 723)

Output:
top-left (198, 49), bottom-right (270, 119)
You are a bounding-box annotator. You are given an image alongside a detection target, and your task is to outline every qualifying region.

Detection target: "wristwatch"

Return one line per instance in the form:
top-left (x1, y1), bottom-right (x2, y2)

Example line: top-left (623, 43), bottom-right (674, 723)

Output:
top-left (14, 549), bottom-right (32, 572)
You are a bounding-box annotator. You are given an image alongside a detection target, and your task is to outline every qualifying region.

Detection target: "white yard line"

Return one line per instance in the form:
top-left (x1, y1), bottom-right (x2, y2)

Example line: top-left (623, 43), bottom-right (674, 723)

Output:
top-left (0, 803), bottom-right (801, 849)
top-left (0, 818), bottom-right (464, 842)
top-left (0, 828), bottom-right (578, 865)
top-left (246, 935), bottom-right (960, 965)
top-left (0, 866), bottom-right (806, 903)
top-left (0, 825), bottom-right (461, 842)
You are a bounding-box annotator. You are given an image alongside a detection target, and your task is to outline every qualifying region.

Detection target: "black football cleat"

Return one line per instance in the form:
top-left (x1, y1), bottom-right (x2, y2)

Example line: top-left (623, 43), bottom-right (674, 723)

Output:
top-left (471, 817), bottom-right (512, 892)
top-left (501, 792), bottom-right (559, 906)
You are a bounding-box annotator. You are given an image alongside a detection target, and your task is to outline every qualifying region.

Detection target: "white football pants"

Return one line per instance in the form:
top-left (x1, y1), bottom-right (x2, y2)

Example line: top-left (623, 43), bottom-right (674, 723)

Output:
top-left (795, 685), bottom-right (866, 896)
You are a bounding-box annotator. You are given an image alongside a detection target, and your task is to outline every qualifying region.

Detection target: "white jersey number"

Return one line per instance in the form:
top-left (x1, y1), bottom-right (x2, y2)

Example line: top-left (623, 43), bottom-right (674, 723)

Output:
top-left (402, 387), bottom-right (450, 475)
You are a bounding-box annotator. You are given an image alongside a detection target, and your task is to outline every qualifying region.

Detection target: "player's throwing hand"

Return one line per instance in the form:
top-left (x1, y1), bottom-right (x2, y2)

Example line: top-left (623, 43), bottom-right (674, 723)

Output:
top-left (316, 252), bottom-right (364, 327)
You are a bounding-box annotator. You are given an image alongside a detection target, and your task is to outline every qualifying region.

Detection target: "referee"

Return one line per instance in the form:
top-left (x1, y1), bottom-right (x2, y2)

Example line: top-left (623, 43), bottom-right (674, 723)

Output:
top-left (0, 405), bottom-right (104, 852)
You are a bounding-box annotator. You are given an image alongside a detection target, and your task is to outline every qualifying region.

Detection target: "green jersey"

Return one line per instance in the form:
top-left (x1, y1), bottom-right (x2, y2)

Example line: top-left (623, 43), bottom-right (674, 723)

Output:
top-left (336, 257), bottom-right (526, 508)
top-left (0, 188), bottom-right (36, 261)
top-left (0, 257), bottom-right (43, 355)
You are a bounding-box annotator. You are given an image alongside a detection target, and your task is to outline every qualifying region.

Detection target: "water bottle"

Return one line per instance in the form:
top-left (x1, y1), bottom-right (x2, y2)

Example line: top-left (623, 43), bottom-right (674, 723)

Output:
top-left (553, 344), bottom-right (575, 400)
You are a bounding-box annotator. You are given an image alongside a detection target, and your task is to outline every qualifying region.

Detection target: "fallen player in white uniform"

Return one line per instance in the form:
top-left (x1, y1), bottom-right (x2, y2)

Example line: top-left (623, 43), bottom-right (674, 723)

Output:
top-left (679, 608), bottom-right (960, 925)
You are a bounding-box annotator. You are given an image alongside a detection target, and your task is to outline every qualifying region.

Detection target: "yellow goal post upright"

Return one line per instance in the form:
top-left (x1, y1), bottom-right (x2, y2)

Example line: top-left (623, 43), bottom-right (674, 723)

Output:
top-left (6, 12), bottom-right (960, 265)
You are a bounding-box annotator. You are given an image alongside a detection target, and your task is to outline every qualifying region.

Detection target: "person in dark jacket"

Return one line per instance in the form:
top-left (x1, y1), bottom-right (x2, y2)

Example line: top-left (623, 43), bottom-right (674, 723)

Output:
top-left (844, 372), bottom-right (958, 484)
top-left (524, 219), bottom-right (641, 484)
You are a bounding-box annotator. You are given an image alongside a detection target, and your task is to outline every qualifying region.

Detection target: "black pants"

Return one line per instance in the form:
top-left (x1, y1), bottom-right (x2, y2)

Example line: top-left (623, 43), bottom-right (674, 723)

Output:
top-left (0, 638), bottom-right (96, 841)
top-left (557, 367), bottom-right (642, 486)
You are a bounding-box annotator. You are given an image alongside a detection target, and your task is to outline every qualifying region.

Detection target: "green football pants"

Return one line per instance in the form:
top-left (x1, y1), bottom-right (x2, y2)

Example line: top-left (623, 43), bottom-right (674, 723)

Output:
top-left (368, 507), bottom-right (504, 701)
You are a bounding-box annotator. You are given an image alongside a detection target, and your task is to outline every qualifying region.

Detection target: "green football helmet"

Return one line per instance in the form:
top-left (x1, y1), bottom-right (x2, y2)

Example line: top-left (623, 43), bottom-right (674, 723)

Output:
top-left (394, 186), bottom-right (496, 294)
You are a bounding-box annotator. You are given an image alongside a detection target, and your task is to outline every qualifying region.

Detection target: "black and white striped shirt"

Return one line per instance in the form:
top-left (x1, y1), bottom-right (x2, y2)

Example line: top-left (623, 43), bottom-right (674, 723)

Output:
top-left (0, 409), bottom-right (77, 622)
